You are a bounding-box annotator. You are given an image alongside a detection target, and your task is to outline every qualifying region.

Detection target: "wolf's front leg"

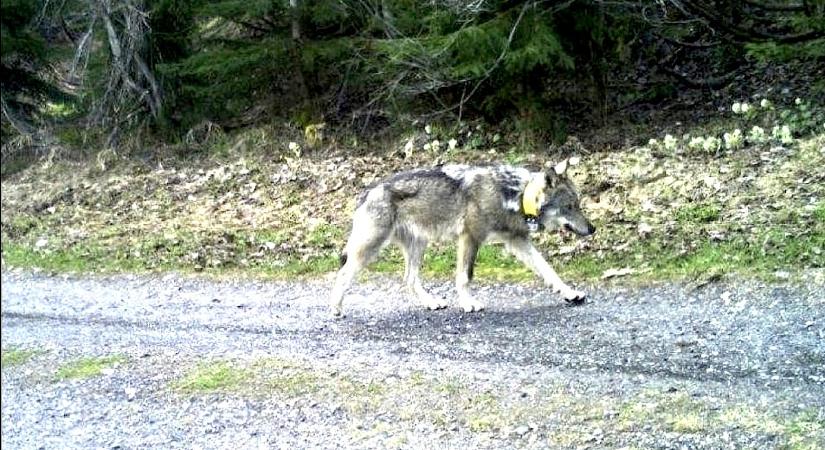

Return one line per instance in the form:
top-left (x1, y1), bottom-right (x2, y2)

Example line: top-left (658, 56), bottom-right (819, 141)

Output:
top-left (456, 234), bottom-right (485, 312)
top-left (505, 237), bottom-right (586, 302)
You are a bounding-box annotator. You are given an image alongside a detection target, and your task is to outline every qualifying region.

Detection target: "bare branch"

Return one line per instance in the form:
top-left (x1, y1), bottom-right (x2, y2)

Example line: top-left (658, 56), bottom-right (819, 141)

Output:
top-left (102, 10), bottom-right (142, 95)
top-left (679, 0), bottom-right (825, 43)
top-left (69, 20), bottom-right (96, 82)
top-left (69, 0), bottom-right (163, 128)
top-left (658, 33), bottom-right (720, 48)
top-left (743, 0), bottom-right (806, 12)
top-left (134, 54), bottom-right (162, 117)
top-left (661, 67), bottom-right (739, 88)
top-left (1, 97), bottom-right (35, 136)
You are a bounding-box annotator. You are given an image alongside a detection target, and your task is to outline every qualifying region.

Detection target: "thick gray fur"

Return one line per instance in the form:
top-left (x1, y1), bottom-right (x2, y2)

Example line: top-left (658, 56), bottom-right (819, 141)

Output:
top-left (329, 162), bottom-right (595, 316)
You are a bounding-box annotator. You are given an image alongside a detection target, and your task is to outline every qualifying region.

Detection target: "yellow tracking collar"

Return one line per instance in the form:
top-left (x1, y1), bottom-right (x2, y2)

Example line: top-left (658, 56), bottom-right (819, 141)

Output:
top-left (522, 175), bottom-right (546, 217)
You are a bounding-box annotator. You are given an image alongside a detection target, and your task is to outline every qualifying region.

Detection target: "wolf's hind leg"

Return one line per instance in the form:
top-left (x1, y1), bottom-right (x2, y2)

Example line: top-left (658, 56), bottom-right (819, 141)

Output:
top-left (329, 212), bottom-right (391, 317)
top-left (397, 233), bottom-right (446, 310)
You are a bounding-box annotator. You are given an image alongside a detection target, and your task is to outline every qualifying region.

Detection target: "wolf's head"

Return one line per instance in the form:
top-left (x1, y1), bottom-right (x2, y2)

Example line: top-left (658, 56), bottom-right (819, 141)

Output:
top-left (530, 159), bottom-right (595, 236)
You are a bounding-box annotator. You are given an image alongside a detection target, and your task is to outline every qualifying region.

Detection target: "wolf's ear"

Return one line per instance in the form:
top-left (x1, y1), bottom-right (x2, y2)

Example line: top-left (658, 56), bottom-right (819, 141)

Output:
top-left (544, 159), bottom-right (568, 186)
top-left (553, 159), bottom-right (568, 175)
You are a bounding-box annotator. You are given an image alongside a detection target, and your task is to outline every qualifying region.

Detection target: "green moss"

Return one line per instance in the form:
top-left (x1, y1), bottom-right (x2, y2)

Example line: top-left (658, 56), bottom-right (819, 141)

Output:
top-left (55, 355), bottom-right (127, 380)
top-left (1, 348), bottom-right (42, 368)
top-left (465, 392), bottom-right (503, 432)
top-left (278, 254), bottom-right (341, 276)
top-left (813, 203), bottom-right (825, 222)
top-left (780, 409), bottom-right (824, 450)
top-left (264, 370), bottom-right (322, 396)
top-left (306, 223), bottom-right (345, 247)
top-left (618, 391), bottom-right (710, 432)
top-left (675, 202), bottom-right (721, 224)
top-left (173, 361), bottom-right (251, 393)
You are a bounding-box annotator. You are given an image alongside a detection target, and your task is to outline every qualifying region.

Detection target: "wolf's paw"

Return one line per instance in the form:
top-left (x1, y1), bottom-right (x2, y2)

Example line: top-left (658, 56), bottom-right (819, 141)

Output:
top-left (420, 295), bottom-right (448, 311)
top-left (329, 297), bottom-right (346, 318)
top-left (561, 288), bottom-right (586, 304)
top-left (330, 305), bottom-right (345, 318)
top-left (459, 297), bottom-right (486, 313)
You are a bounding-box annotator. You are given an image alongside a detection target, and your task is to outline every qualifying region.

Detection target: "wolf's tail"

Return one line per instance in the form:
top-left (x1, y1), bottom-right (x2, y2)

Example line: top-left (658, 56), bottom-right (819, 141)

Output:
top-left (339, 251), bottom-right (348, 267)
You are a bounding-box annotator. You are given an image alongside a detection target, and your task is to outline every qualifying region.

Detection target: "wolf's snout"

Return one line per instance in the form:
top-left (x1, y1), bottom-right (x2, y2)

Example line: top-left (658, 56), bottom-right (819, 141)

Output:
top-left (566, 222), bottom-right (596, 236)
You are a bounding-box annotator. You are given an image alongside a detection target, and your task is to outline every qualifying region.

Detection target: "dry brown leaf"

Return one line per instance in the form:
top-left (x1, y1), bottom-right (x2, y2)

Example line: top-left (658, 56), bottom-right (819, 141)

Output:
top-left (601, 267), bottom-right (636, 279)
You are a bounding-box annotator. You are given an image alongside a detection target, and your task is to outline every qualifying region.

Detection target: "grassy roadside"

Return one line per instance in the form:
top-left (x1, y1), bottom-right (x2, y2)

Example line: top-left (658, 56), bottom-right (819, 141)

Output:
top-left (2, 116), bottom-right (823, 284)
top-left (2, 227), bottom-right (823, 284)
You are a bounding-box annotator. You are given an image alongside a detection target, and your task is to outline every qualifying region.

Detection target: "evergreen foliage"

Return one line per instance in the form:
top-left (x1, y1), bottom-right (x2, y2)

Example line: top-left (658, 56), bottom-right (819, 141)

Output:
top-left (158, 1), bottom-right (584, 128)
top-left (0, 0), bottom-right (64, 125)
top-left (6, 0), bottom-right (824, 143)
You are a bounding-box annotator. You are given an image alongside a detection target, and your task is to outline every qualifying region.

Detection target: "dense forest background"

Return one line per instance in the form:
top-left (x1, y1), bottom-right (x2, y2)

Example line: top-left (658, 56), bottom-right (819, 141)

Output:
top-left (2, 0), bottom-right (824, 165)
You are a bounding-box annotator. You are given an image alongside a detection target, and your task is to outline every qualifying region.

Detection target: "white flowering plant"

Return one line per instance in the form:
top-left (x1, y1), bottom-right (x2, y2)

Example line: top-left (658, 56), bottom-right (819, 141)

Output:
top-left (723, 129), bottom-right (743, 150)
top-left (731, 101), bottom-right (758, 120)
top-left (663, 134), bottom-right (679, 152)
top-left (688, 136), bottom-right (705, 151)
top-left (772, 125), bottom-right (794, 145)
top-left (414, 121), bottom-right (495, 153)
top-left (747, 125), bottom-right (766, 144)
top-left (646, 94), bottom-right (820, 155)
top-left (702, 136), bottom-right (721, 153)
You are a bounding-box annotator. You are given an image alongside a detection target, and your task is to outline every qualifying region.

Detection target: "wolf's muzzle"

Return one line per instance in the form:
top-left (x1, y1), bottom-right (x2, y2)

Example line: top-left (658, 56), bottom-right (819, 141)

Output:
top-left (565, 222), bottom-right (596, 236)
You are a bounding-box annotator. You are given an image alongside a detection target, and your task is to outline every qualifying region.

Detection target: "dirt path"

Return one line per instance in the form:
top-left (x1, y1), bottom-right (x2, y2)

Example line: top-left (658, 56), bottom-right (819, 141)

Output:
top-left (2, 270), bottom-right (824, 449)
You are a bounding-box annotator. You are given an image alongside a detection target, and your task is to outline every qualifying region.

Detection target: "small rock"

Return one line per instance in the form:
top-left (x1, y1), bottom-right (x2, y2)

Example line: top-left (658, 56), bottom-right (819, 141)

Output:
top-left (514, 425), bottom-right (531, 436)
top-left (637, 222), bottom-right (653, 236)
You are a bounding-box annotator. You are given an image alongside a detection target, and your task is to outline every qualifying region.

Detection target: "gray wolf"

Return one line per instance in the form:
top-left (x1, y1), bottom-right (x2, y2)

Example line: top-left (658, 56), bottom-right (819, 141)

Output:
top-left (329, 159), bottom-right (595, 316)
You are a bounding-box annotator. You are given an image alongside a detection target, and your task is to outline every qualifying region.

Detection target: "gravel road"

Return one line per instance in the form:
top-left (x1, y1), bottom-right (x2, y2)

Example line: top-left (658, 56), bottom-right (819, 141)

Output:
top-left (2, 269), bottom-right (824, 449)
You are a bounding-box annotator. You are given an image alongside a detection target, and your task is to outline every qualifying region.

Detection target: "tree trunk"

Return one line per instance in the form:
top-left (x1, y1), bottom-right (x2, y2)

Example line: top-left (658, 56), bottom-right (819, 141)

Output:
top-left (290, 0), bottom-right (300, 40)
top-left (287, 0), bottom-right (318, 123)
